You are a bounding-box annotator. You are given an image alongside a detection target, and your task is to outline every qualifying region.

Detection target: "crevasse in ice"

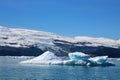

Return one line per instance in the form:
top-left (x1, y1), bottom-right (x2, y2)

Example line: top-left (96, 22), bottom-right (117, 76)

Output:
top-left (20, 51), bottom-right (115, 66)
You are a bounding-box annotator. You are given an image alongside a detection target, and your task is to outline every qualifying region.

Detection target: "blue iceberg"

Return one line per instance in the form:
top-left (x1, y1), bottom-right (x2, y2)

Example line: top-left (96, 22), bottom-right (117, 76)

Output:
top-left (20, 51), bottom-right (115, 66)
top-left (68, 52), bottom-right (90, 61)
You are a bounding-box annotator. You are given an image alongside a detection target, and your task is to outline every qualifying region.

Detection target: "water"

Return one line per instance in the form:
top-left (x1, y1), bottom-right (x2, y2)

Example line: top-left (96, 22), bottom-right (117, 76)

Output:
top-left (0, 56), bottom-right (120, 80)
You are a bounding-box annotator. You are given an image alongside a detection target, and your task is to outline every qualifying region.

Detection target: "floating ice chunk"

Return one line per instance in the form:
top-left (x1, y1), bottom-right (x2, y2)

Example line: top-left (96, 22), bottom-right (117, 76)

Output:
top-left (89, 56), bottom-right (108, 63)
top-left (88, 56), bottom-right (114, 66)
top-left (68, 52), bottom-right (90, 61)
top-left (20, 51), bottom-right (60, 64)
top-left (33, 51), bottom-right (58, 61)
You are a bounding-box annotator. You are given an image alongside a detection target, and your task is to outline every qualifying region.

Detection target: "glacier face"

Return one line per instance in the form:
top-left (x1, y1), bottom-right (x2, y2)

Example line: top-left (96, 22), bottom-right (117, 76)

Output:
top-left (0, 26), bottom-right (120, 57)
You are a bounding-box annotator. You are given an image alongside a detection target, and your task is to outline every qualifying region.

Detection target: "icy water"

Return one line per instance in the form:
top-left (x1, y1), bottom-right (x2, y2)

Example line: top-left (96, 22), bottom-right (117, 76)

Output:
top-left (0, 56), bottom-right (120, 80)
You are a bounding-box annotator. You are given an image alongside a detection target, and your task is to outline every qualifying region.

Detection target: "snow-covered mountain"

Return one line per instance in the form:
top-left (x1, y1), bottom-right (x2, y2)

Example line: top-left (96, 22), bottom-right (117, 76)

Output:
top-left (0, 26), bottom-right (65, 47)
top-left (0, 26), bottom-right (120, 57)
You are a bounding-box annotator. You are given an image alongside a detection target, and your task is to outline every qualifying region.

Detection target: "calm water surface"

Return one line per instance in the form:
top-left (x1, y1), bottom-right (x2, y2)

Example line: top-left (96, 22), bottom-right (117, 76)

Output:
top-left (0, 56), bottom-right (120, 80)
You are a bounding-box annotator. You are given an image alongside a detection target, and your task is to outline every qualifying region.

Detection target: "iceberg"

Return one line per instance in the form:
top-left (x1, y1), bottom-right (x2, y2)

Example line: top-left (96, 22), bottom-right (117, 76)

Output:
top-left (20, 51), bottom-right (115, 66)
top-left (88, 56), bottom-right (114, 66)
top-left (20, 51), bottom-right (61, 64)
top-left (68, 52), bottom-right (90, 61)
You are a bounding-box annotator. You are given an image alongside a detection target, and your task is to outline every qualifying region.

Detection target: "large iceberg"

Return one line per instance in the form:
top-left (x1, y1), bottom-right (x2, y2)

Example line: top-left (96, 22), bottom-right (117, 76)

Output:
top-left (20, 51), bottom-right (61, 64)
top-left (20, 51), bottom-right (115, 66)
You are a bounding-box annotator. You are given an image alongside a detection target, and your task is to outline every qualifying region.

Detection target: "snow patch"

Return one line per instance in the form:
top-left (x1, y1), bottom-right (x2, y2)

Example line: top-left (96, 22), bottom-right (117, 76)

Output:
top-left (74, 36), bottom-right (120, 48)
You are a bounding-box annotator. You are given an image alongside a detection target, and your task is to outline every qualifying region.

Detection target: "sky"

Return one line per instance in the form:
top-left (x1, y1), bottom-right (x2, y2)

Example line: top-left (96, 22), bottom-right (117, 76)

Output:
top-left (0, 0), bottom-right (120, 39)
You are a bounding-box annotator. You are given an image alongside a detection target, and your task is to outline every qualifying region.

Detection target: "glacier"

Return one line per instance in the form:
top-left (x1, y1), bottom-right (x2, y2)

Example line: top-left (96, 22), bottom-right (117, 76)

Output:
top-left (20, 51), bottom-right (115, 66)
top-left (1, 26), bottom-right (120, 57)
top-left (0, 26), bottom-right (120, 49)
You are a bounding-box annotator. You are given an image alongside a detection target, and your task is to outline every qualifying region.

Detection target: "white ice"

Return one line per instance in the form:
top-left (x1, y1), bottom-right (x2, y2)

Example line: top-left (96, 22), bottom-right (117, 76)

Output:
top-left (20, 51), bottom-right (115, 66)
top-left (20, 51), bottom-right (62, 65)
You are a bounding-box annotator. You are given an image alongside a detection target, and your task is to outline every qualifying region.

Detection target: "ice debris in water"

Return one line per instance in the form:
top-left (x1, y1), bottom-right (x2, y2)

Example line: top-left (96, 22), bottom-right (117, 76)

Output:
top-left (20, 51), bottom-right (115, 66)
